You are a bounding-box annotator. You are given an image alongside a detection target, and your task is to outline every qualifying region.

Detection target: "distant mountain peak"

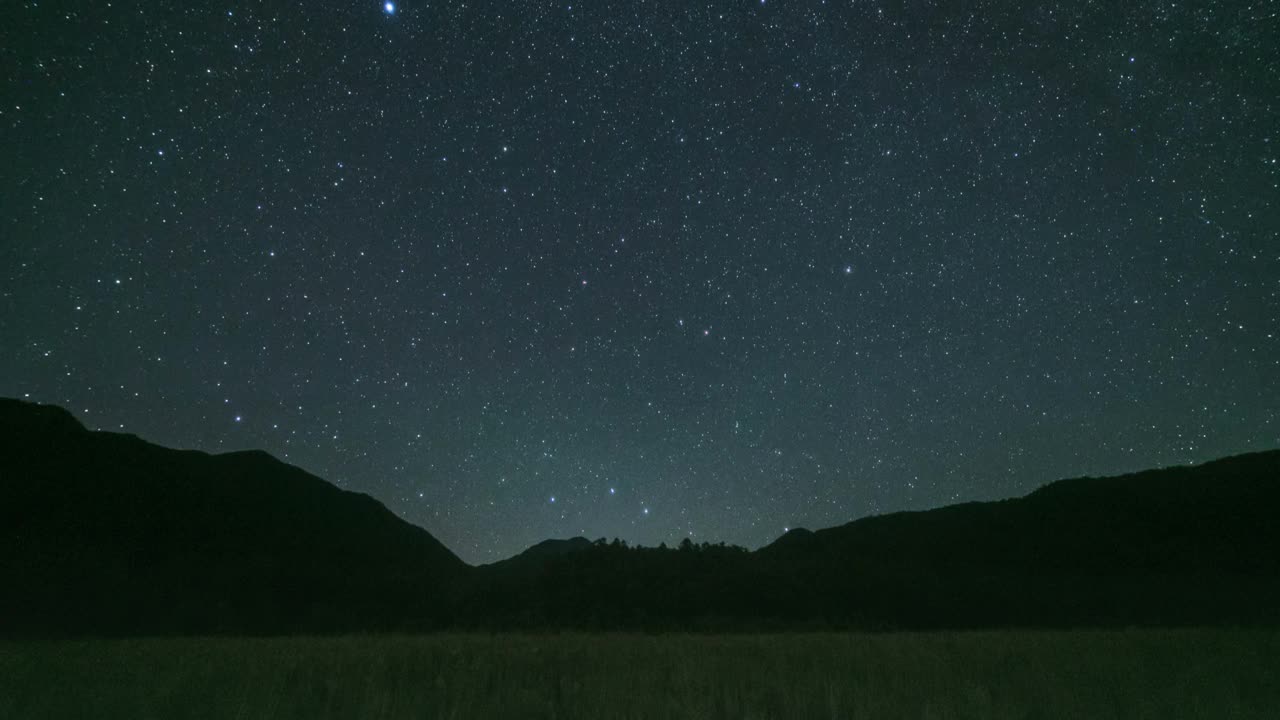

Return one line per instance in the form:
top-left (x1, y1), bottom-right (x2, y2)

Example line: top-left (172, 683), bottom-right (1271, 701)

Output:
top-left (516, 536), bottom-right (594, 559)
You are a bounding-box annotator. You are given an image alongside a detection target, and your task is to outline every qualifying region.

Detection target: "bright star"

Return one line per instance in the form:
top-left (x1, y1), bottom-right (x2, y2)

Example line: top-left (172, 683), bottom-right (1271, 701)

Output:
top-left (384, 2), bottom-right (395, 14)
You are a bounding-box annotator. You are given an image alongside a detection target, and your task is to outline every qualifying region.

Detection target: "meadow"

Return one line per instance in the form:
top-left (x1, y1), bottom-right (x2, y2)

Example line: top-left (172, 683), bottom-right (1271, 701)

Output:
top-left (2, 630), bottom-right (1276, 719)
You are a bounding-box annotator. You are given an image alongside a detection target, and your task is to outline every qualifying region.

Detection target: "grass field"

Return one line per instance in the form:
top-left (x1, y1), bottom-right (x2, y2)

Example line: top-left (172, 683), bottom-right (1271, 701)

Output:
top-left (2, 630), bottom-right (1276, 719)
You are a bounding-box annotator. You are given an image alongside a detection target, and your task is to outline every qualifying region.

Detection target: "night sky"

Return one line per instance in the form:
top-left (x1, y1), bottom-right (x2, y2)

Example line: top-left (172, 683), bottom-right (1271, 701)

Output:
top-left (2, 1), bottom-right (1277, 564)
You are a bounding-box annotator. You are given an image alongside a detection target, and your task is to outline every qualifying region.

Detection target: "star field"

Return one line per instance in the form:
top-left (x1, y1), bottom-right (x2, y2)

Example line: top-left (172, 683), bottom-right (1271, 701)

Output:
top-left (2, 1), bottom-right (1277, 563)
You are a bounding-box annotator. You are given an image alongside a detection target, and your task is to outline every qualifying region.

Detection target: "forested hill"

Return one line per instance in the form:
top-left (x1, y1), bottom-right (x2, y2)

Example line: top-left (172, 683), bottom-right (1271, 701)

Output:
top-left (3, 397), bottom-right (1277, 634)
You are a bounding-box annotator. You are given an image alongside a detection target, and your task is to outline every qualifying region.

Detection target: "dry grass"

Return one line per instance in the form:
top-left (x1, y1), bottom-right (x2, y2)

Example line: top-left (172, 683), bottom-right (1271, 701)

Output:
top-left (2, 630), bottom-right (1277, 719)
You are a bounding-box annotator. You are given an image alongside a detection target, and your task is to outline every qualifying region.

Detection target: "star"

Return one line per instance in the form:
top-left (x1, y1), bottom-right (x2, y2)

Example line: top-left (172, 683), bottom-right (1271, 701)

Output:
top-left (5, 0), bottom-right (1269, 568)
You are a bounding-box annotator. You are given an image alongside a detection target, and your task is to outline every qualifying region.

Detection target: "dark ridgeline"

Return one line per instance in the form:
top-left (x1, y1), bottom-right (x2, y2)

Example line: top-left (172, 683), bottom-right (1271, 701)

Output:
top-left (0, 399), bottom-right (466, 636)
top-left (752, 452), bottom-right (1280, 629)
top-left (2, 397), bottom-right (1277, 636)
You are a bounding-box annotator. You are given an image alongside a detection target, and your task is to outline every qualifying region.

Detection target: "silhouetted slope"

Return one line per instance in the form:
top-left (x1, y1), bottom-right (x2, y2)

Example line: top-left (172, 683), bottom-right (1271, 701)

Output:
top-left (0, 398), bottom-right (465, 635)
top-left (4, 397), bottom-right (1278, 634)
top-left (459, 452), bottom-right (1280, 629)
top-left (755, 450), bottom-right (1280, 627)
top-left (478, 537), bottom-right (593, 573)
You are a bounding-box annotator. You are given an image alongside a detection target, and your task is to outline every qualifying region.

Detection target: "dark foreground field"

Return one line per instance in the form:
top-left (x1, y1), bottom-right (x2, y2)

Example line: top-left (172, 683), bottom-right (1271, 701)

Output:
top-left (3, 631), bottom-right (1278, 719)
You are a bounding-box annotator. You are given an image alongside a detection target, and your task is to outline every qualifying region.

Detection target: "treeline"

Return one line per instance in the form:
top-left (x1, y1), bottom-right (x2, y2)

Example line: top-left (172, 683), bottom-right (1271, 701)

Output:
top-left (4, 397), bottom-right (1279, 636)
top-left (453, 538), bottom-right (795, 631)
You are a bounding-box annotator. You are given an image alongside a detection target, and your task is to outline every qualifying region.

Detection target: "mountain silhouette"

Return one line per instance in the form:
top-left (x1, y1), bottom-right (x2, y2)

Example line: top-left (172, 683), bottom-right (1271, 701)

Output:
top-left (752, 450), bottom-right (1280, 627)
top-left (0, 398), bottom-right (465, 635)
top-left (3, 397), bottom-right (1278, 635)
top-left (479, 537), bottom-right (595, 575)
